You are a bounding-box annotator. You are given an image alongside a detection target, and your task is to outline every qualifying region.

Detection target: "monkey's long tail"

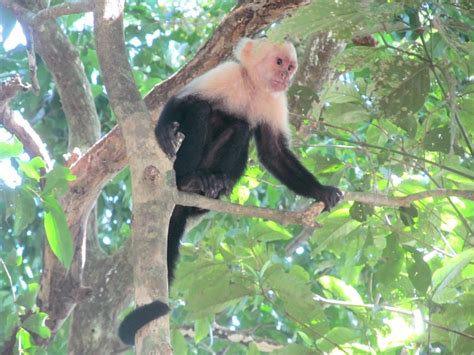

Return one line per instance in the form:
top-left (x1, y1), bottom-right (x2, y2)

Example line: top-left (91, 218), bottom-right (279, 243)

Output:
top-left (118, 300), bottom-right (170, 345)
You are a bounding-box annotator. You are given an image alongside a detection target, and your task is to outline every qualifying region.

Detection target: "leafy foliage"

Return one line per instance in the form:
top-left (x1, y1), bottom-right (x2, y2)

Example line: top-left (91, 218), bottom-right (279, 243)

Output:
top-left (1, 0), bottom-right (473, 354)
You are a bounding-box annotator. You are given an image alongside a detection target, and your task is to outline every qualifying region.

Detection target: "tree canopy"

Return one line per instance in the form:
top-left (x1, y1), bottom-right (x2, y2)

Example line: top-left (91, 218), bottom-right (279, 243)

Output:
top-left (0, 0), bottom-right (473, 354)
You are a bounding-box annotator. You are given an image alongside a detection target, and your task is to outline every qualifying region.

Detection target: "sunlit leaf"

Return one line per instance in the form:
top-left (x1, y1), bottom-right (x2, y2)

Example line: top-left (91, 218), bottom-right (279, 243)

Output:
top-left (432, 249), bottom-right (474, 301)
top-left (16, 283), bottom-right (39, 309)
top-left (0, 137), bottom-right (23, 159)
top-left (18, 157), bottom-right (46, 182)
top-left (43, 196), bottom-right (74, 269)
top-left (316, 327), bottom-right (358, 353)
top-left (42, 165), bottom-right (77, 198)
top-left (22, 312), bottom-right (51, 339)
top-left (194, 318), bottom-right (210, 343)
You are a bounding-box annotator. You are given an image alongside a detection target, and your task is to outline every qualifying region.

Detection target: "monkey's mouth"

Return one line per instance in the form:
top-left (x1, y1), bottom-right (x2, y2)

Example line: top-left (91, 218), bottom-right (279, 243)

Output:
top-left (271, 80), bottom-right (288, 91)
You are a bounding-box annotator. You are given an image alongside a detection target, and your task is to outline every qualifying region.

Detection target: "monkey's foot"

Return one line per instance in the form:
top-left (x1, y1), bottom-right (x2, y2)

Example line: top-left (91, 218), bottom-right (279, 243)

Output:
top-left (178, 173), bottom-right (232, 198)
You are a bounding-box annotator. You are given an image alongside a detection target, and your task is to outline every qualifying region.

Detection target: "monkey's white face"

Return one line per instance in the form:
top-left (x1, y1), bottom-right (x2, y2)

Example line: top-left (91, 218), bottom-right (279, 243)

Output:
top-left (256, 47), bottom-right (297, 93)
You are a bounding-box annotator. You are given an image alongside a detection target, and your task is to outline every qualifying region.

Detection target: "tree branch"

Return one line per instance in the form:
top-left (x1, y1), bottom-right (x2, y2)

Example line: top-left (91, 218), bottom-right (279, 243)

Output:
top-left (174, 191), bottom-right (324, 228)
top-left (33, 1), bottom-right (93, 25)
top-left (0, 75), bottom-right (52, 169)
top-left (0, 74), bottom-right (31, 106)
top-left (0, 108), bottom-right (53, 171)
top-left (345, 189), bottom-right (474, 208)
top-left (175, 189), bottom-right (474, 228)
top-left (180, 323), bottom-right (284, 351)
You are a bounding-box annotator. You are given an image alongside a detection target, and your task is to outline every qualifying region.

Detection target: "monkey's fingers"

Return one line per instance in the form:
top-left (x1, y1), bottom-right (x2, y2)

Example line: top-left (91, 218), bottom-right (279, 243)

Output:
top-left (157, 122), bottom-right (183, 158)
top-left (316, 185), bottom-right (343, 212)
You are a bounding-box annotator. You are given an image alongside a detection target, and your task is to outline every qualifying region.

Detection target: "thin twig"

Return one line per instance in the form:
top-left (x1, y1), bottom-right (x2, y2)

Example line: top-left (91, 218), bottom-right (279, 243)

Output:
top-left (0, 258), bottom-right (16, 302)
top-left (320, 122), bottom-right (474, 180)
top-left (260, 285), bottom-right (348, 353)
top-left (25, 31), bottom-right (40, 94)
top-left (314, 294), bottom-right (474, 341)
top-left (285, 226), bottom-right (316, 255)
top-left (379, 33), bottom-right (430, 63)
top-left (346, 189), bottom-right (474, 208)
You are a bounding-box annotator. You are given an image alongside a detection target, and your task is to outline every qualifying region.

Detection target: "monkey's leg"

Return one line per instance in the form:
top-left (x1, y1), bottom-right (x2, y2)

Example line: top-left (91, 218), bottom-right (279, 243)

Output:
top-left (167, 205), bottom-right (188, 281)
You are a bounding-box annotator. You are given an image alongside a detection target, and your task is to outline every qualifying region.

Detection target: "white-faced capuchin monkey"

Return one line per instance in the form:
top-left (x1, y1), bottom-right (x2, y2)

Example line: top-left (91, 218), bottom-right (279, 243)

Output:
top-left (118, 37), bottom-right (343, 345)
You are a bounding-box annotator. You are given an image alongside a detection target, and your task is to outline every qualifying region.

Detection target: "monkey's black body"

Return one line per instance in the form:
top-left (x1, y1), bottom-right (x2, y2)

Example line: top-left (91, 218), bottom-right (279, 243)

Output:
top-left (118, 94), bottom-right (342, 345)
top-left (159, 96), bottom-right (252, 281)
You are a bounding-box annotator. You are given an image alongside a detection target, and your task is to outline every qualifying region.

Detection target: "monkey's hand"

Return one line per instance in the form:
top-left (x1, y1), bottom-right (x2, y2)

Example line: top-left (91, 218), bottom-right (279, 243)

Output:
top-left (156, 122), bottom-right (184, 158)
top-left (314, 185), bottom-right (344, 212)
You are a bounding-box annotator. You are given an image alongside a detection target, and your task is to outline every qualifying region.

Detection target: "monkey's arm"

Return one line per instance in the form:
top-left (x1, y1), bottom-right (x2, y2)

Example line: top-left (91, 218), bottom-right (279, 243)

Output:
top-left (255, 124), bottom-right (343, 211)
top-left (155, 96), bottom-right (212, 158)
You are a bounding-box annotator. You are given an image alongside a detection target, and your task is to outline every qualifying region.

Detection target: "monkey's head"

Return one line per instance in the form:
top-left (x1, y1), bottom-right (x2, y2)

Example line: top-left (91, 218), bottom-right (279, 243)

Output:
top-left (235, 38), bottom-right (298, 93)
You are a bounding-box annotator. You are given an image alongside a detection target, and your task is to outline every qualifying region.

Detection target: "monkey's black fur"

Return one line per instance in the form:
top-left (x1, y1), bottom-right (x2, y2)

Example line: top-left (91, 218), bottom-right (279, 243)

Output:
top-left (118, 301), bottom-right (169, 345)
top-left (118, 95), bottom-right (342, 345)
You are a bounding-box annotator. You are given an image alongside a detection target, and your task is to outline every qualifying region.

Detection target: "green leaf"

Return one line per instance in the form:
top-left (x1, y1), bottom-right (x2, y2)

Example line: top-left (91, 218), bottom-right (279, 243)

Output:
top-left (288, 85), bottom-right (319, 114)
top-left (184, 264), bottom-right (255, 319)
top-left (171, 328), bottom-right (188, 354)
top-left (316, 327), bottom-right (358, 353)
top-left (194, 318), bottom-right (209, 344)
top-left (18, 157), bottom-right (46, 182)
top-left (313, 218), bottom-right (360, 255)
top-left (16, 283), bottom-right (39, 309)
top-left (270, 0), bottom-right (400, 40)
top-left (42, 165), bottom-right (76, 198)
top-left (453, 325), bottom-right (474, 354)
top-left (374, 234), bottom-right (404, 286)
top-left (423, 126), bottom-right (451, 154)
top-left (249, 220), bottom-right (292, 242)
top-left (248, 342), bottom-right (260, 355)
top-left (13, 188), bottom-right (36, 235)
top-left (318, 276), bottom-right (364, 305)
top-left (0, 137), bottom-right (23, 159)
top-left (407, 253), bottom-right (431, 295)
top-left (432, 287), bottom-right (458, 304)
top-left (264, 265), bottom-right (326, 326)
top-left (15, 328), bottom-right (33, 350)
top-left (375, 60), bottom-right (430, 120)
top-left (4, 249), bottom-right (22, 266)
top-left (323, 102), bottom-right (371, 125)
top-left (349, 201), bottom-right (374, 222)
top-left (2, 312), bottom-right (20, 340)
top-left (273, 344), bottom-right (315, 355)
top-left (22, 312), bottom-right (51, 339)
top-left (43, 195), bottom-right (74, 269)
top-left (230, 185), bottom-right (250, 204)
top-left (432, 249), bottom-right (474, 301)
top-left (399, 205), bottom-right (418, 226)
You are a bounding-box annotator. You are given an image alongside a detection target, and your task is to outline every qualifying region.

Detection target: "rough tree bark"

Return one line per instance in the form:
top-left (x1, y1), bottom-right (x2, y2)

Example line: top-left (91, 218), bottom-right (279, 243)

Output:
top-left (94, 0), bottom-right (176, 352)
top-left (289, 32), bottom-right (346, 130)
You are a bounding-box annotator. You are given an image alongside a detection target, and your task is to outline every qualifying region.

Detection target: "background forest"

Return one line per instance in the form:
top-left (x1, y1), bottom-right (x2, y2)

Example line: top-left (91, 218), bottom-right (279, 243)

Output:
top-left (0, 0), bottom-right (473, 354)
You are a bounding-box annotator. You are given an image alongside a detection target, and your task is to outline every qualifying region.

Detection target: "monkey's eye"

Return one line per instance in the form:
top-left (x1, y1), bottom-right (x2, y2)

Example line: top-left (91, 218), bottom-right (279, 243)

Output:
top-left (288, 65), bottom-right (294, 71)
top-left (276, 58), bottom-right (283, 65)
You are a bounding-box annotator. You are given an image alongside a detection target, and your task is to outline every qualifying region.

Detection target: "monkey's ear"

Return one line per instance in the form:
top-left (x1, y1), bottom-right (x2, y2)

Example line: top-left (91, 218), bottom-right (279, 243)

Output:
top-left (234, 38), bottom-right (255, 64)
